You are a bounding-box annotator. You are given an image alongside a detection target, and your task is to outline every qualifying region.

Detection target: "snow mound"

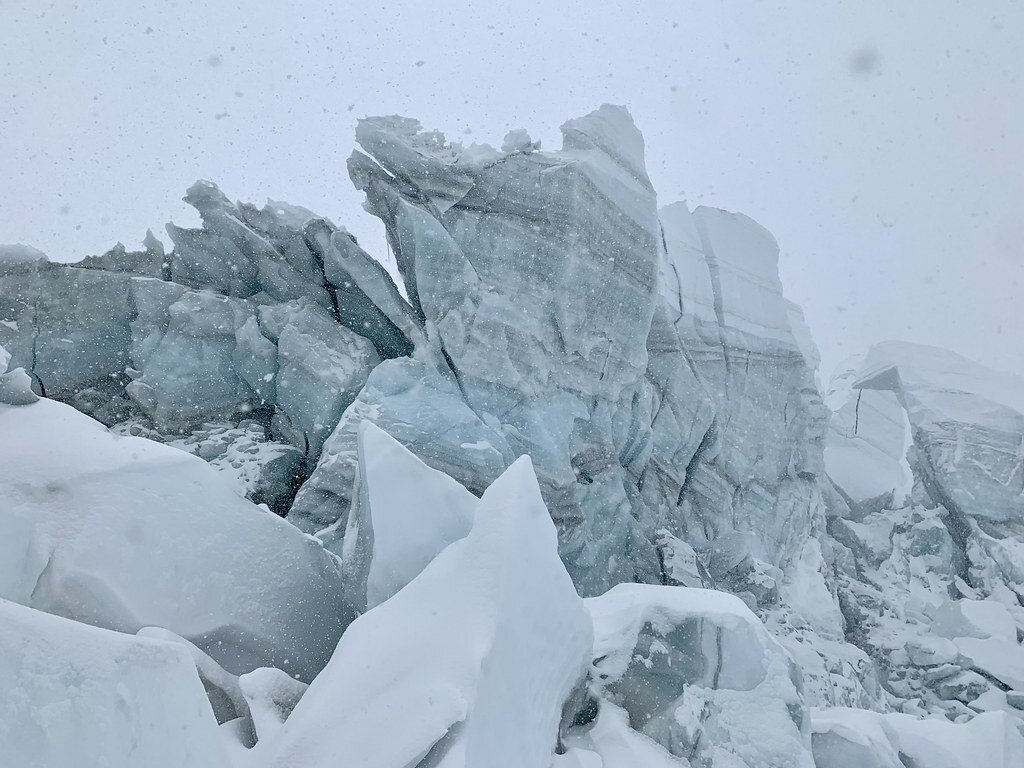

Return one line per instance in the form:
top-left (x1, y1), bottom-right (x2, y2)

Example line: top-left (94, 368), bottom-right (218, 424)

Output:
top-left (0, 598), bottom-right (228, 768)
top-left (0, 398), bottom-right (349, 682)
top-left (258, 456), bottom-right (593, 768)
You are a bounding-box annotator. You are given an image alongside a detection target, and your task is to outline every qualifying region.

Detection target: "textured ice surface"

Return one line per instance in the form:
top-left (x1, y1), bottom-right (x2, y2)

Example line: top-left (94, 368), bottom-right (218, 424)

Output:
top-left (326, 420), bottom-right (478, 612)
top-left (0, 255), bottom-right (134, 398)
top-left (0, 398), bottom-right (348, 682)
top-left (344, 105), bottom-right (665, 594)
top-left (259, 457), bottom-right (593, 768)
top-left (585, 583), bottom-right (814, 768)
top-left (0, 598), bottom-right (228, 768)
top-left (298, 105), bottom-right (837, 620)
top-left (0, 181), bottom-right (394, 481)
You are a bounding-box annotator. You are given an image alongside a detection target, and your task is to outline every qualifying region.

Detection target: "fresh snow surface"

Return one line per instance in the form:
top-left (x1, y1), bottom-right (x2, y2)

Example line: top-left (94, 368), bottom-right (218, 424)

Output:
top-left (0, 598), bottom-right (228, 768)
top-left (0, 398), bottom-right (348, 682)
top-left (257, 456), bottom-right (593, 768)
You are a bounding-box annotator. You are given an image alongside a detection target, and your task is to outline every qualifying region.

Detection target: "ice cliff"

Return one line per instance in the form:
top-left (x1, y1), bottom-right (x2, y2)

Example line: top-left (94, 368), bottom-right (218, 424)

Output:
top-left (1, 106), bottom-right (1022, 767)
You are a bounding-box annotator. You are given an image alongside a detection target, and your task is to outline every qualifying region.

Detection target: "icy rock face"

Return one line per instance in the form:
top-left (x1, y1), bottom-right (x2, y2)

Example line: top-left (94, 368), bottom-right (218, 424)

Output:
top-left (0, 398), bottom-right (349, 682)
top-left (259, 298), bottom-right (381, 455)
top-left (126, 286), bottom-right (267, 430)
top-left (0, 598), bottom-right (228, 768)
top-left (584, 584), bottom-right (814, 768)
top-left (297, 106), bottom-right (832, 608)
top-left (647, 201), bottom-right (852, 708)
top-left (650, 202), bottom-right (829, 578)
top-left (326, 420), bottom-right (479, 612)
top-left (259, 457), bottom-right (593, 768)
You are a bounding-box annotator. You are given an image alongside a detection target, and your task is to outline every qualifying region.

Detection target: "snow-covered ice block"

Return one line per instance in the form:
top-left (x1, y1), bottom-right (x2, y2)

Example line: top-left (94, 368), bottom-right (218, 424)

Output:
top-left (658, 202), bottom-right (718, 326)
top-left (586, 583), bottom-right (814, 768)
top-left (854, 341), bottom-right (1024, 523)
top-left (260, 456), bottom-right (593, 768)
top-left (0, 598), bottom-right (228, 768)
top-left (0, 398), bottom-right (349, 682)
top-left (811, 707), bottom-right (1024, 768)
top-left (0, 342), bottom-right (38, 405)
top-left (825, 355), bottom-right (911, 507)
top-left (325, 420), bottom-right (478, 612)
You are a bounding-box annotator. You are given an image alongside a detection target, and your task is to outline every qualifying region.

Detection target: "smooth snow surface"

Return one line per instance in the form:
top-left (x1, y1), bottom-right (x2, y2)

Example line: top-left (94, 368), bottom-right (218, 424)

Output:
top-left (0, 398), bottom-right (348, 682)
top-left (259, 456), bottom-right (593, 768)
top-left (0, 598), bottom-right (228, 768)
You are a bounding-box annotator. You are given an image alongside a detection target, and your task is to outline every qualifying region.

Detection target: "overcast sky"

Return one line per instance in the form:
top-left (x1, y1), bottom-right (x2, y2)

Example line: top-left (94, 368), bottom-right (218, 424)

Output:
top-left (2, 0), bottom-right (1021, 380)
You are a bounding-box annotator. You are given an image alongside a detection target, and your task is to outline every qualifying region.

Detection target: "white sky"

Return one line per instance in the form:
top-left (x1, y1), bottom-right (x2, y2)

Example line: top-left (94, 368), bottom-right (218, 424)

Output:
top-left (2, 0), bottom-right (1022, 380)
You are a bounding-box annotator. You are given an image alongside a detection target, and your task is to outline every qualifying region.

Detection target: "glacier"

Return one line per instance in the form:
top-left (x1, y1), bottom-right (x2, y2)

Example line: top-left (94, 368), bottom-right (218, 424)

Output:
top-left (0, 104), bottom-right (1022, 767)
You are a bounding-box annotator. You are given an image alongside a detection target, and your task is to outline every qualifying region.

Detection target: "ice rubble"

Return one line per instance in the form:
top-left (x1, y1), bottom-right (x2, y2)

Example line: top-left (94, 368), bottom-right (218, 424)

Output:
top-left (0, 397), bottom-right (348, 682)
top-left (0, 598), bottom-right (228, 768)
top-left (256, 457), bottom-right (593, 768)
top-left (2, 105), bottom-right (1024, 765)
